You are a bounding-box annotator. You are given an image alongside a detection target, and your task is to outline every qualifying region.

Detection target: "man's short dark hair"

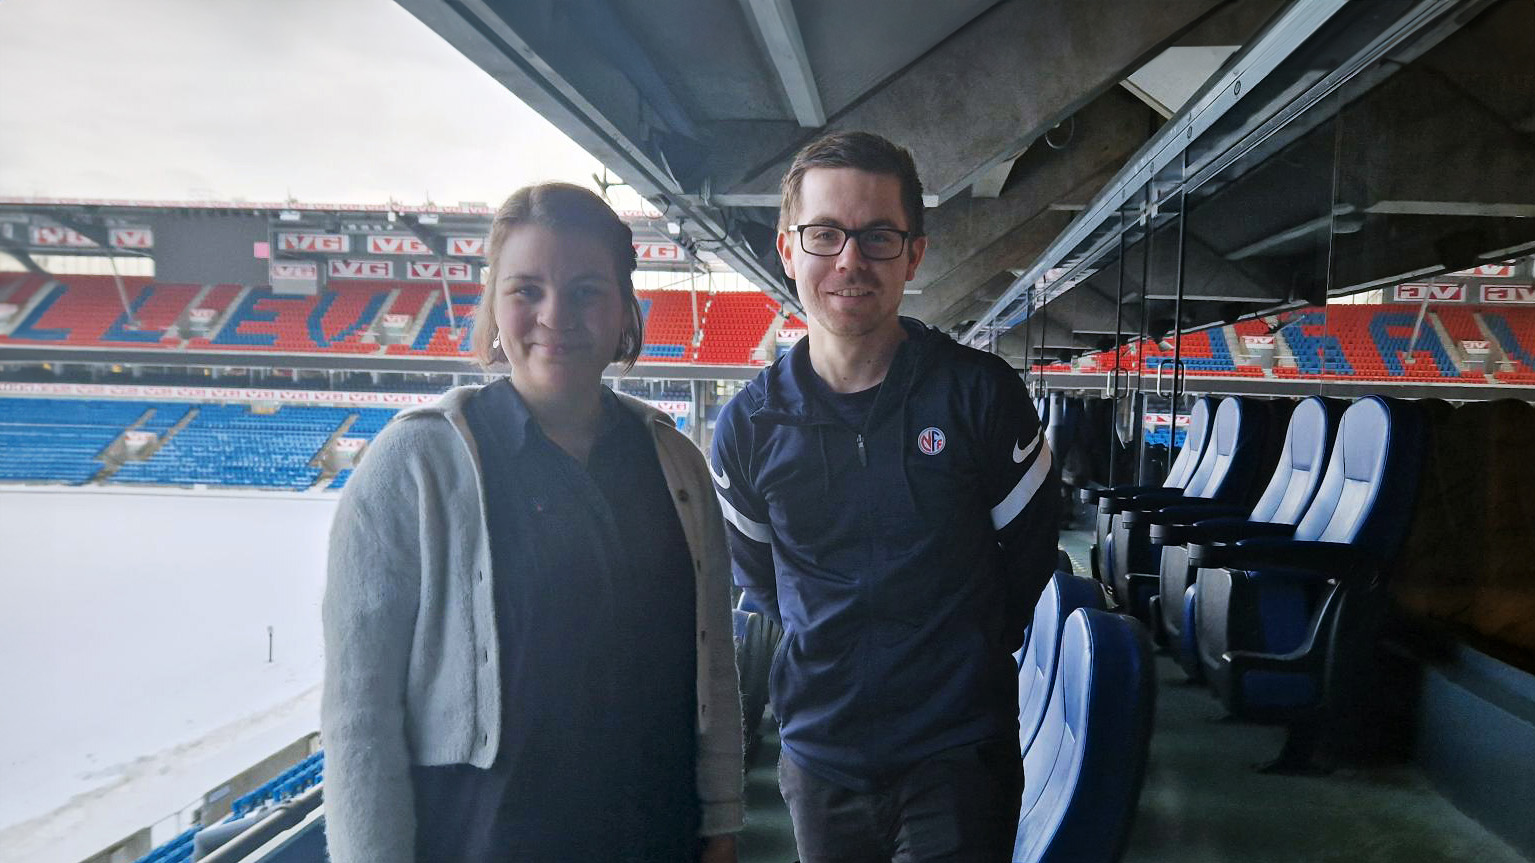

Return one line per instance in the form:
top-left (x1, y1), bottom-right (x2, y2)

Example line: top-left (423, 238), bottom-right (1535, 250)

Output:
top-left (779, 131), bottom-right (924, 237)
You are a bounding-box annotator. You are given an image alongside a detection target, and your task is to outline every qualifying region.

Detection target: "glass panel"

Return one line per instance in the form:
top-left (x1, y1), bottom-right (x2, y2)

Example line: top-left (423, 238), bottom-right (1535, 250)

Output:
top-left (1327, 0), bottom-right (1535, 397)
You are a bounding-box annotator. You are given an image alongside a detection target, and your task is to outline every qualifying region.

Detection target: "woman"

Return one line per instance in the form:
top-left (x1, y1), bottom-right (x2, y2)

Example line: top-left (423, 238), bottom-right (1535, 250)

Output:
top-left (321, 183), bottom-right (743, 863)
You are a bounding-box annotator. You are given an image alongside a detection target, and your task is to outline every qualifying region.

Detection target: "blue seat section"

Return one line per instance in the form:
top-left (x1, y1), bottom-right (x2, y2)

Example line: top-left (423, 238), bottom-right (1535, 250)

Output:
top-left (1192, 396), bottom-right (1425, 719)
top-left (1147, 329), bottom-right (1238, 372)
top-left (5, 283), bottom-right (70, 340)
top-left (112, 405), bottom-right (351, 490)
top-left (1153, 397), bottom-right (1341, 676)
top-left (329, 468), bottom-right (354, 490)
top-left (1013, 608), bottom-right (1156, 863)
top-left (0, 398), bottom-right (149, 484)
top-left (138, 402), bottom-right (193, 434)
top-left (348, 407), bottom-right (399, 437)
top-left (1016, 574), bottom-right (1107, 757)
top-left (131, 827), bottom-right (197, 863)
top-left (1483, 312), bottom-right (1535, 368)
top-left (1110, 397), bottom-right (1270, 620)
top-left (1369, 312), bottom-right (1457, 377)
top-left (231, 750), bottom-right (324, 817)
top-left (1085, 397), bottom-right (1215, 590)
top-left (1279, 312), bottom-right (1354, 376)
top-left (641, 344), bottom-right (686, 359)
top-left (1141, 427), bottom-right (1188, 448)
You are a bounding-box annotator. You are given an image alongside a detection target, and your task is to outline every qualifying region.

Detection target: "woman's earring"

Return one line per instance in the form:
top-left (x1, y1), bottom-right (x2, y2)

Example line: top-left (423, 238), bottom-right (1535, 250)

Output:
top-left (492, 334), bottom-right (501, 350)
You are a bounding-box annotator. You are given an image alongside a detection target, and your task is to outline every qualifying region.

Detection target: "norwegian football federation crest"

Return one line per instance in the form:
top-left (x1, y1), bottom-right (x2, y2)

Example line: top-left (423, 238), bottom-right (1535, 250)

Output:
top-left (917, 426), bottom-right (946, 456)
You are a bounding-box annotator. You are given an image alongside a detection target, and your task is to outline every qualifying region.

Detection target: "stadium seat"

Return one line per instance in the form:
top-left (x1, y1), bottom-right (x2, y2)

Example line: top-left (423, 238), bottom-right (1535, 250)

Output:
top-left (732, 605), bottom-right (782, 761)
top-left (1017, 574), bottom-right (1108, 757)
top-left (1081, 397), bottom-right (1214, 591)
top-left (1013, 608), bottom-right (1156, 863)
top-left (1146, 396), bottom-right (1342, 675)
top-left (1188, 396), bottom-right (1425, 768)
top-left (1107, 397), bottom-right (1272, 621)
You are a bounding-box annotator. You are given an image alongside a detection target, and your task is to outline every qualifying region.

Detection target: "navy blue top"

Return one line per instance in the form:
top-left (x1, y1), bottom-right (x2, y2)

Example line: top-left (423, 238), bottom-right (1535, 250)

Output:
top-left (712, 319), bottom-right (1060, 791)
top-left (412, 380), bottom-right (699, 862)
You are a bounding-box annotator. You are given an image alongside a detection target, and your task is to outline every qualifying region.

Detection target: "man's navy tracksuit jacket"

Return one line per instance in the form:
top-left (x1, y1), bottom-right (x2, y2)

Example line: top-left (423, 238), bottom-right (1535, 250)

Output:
top-left (711, 317), bottom-right (1061, 791)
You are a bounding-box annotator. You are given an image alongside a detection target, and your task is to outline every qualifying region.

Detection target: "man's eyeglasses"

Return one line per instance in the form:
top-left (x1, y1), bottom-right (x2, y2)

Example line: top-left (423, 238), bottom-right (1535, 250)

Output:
top-left (789, 224), bottom-right (913, 261)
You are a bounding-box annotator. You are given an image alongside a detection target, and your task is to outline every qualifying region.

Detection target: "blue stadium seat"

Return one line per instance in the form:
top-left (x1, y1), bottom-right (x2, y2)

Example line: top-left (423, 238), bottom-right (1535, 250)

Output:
top-left (732, 607), bottom-right (780, 758)
top-left (1013, 608), bottom-right (1156, 863)
top-left (231, 750), bottom-right (324, 817)
top-left (1108, 397), bottom-right (1271, 620)
top-left (1188, 396), bottom-right (1425, 765)
top-left (1081, 397), bottom-right (1214, 589)
top-left (1148, 397), bottom-right (1341, 677)
top-left (1017, 574), bottom-right (1108, 757)
top-left (131, 827), bottom-right (196, 863)
top-left (0, 398), bottom-right (150, 484)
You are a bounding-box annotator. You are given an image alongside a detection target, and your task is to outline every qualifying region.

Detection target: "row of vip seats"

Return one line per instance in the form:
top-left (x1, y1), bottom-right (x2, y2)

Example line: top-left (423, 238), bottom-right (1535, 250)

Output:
top-left (1080, 390), bottom-right (1535, 769)
top-left (733, 570), bottom-right (1157, 863)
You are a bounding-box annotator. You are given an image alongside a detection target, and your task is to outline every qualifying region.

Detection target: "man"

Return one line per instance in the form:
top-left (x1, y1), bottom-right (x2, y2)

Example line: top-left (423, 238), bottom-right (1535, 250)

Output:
top-left (710, 131), bottom-right (1060, 862)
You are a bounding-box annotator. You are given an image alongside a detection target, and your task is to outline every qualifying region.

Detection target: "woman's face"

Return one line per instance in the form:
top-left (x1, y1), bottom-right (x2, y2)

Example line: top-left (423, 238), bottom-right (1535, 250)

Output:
top-left (492, 223), bottom-right (627, 402)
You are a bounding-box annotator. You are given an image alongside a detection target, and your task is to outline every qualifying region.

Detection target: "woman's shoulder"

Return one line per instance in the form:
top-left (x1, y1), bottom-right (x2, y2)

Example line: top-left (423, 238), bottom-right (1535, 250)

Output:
top-left (368, 408), bottom-right (460, 458)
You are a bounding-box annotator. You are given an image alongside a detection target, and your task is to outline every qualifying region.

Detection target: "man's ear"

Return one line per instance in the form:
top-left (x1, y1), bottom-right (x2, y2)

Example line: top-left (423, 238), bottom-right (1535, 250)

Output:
top-left (905, 234), bottom-right (928, 281)
top-left (777, 229), bottom-right (798, 280)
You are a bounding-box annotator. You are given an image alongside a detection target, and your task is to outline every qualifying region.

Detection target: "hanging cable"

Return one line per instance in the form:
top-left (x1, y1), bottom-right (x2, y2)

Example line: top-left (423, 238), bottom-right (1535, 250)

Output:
top-left (436, 256), bottom-right (459, 339)
top-left (107, 251), bottom-right (139, 330)
top-left (1134, 187), bottom-right (1153, 485)
top-left (1108, 217), bottom-right (1127, 489)
top-left (1167, 152), bottom-right (1189, 475)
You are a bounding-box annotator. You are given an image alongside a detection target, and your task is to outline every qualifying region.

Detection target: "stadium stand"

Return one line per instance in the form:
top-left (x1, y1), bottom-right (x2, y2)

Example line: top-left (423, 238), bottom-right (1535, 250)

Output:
top-left (130, 827), bottom-right (196, 863)
top-left (231, 751), bottom-right (324, 817)
top-left (9, 277), bottom-right (1535, 384)
top-left (184, 284), bottom-right (247, 347)
top-left (0, 398), bottom-right (150, 484)
top-left (1275, 310), bottom-right (1355, 377)
top-left (392, 287), bottom-right (479, 356)
top-left (112, 404), bottom-right (351, 489)
top-left (695, 292), bottom-right (777, 364)
top-left (0, 272), bottom-right (53, 309)
top-left (636, 291), bottom-right (698, 362)
top-left (310, 285), bottom-right (390, 352)
top-left (207, 288), bottom-right (325, 352)
top-left (6, 276), bottom-right (155, 344)
top-left (1484, 309), bottom-right (1535, 383)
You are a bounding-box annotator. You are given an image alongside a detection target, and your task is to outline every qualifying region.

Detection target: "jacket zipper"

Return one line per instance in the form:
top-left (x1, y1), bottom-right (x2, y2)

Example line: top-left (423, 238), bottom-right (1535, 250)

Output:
top-left (856, 433), bottom-right (867, 467)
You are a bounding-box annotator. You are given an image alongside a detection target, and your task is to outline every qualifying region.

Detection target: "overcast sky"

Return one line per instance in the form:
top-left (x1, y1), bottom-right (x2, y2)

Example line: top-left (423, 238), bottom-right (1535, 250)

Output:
top-left (0, 0), bottom-right (626, 207)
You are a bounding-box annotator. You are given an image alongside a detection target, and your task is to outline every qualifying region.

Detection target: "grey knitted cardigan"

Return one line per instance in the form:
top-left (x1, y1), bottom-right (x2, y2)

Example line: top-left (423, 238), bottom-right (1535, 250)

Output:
top-left (321, 385), bottom-right (744, 863)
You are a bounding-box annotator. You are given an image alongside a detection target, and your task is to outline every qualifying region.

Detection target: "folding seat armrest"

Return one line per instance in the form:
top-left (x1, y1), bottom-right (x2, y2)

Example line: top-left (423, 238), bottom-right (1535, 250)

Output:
top-left (1101, 487), bottom-right (1186, 515)
top-left (1151, 517), bottom-right (1292, 546)
top-left (1081, 483), bottom-right (1161, 505)
top-left (1189, 538), bottom-right (1375, 575)
top-left (1123, 499), bottom-right (1234, 528)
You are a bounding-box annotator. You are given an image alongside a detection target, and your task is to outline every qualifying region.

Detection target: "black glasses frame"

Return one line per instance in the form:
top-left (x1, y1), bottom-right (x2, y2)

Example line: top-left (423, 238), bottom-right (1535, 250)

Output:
top-left (789, 224), bottom-right (914, 260)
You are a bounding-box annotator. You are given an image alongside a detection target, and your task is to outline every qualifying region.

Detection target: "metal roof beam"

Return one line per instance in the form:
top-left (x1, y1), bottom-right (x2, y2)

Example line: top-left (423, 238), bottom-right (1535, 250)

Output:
top-left (742, 0), bottom-right (826, 128)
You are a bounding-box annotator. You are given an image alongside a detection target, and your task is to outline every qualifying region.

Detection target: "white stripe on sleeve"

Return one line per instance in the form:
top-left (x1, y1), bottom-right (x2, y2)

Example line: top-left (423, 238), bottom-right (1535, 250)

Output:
top-left (717, 492), bottom-right (772, 543)
top-left (990, 443), bottom-right (1053, 531)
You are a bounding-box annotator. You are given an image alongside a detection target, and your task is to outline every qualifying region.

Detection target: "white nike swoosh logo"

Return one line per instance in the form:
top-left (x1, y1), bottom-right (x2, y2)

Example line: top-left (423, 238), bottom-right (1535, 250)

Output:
top-left (710, 462), bottom-right (730, 489)
top-left (1013, 430), bottom-right (1042, 464)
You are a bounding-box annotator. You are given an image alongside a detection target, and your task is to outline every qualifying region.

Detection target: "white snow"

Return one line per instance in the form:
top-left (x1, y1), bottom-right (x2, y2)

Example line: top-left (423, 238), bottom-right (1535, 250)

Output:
top-left (0, 486), bottom-right (336, 863)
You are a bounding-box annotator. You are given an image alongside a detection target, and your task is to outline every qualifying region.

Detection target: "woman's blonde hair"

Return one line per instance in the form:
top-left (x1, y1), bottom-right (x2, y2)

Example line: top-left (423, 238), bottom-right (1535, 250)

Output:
top-left (471, 182), bottom-right (644, 369)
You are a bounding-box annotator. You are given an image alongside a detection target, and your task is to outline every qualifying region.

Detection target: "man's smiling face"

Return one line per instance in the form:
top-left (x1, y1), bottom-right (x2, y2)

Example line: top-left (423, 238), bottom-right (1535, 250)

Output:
top-left (778, 167), bottom-right (925, 341)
